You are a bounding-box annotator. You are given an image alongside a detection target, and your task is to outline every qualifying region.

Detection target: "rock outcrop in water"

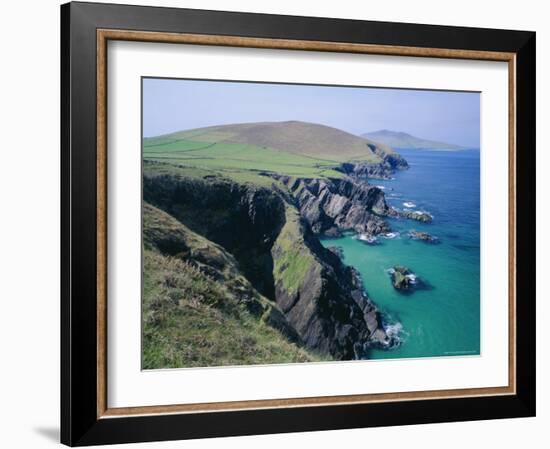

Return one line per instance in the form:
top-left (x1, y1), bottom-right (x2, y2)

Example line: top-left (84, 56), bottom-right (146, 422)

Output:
top-left (408, 230), bottom-right (439, 243)
top-left (389, 266), bottom-right (418, 291)
top-left (397, 209), bottom-right (433, 223)
top-left (143, 169), bottom-right (391, 359)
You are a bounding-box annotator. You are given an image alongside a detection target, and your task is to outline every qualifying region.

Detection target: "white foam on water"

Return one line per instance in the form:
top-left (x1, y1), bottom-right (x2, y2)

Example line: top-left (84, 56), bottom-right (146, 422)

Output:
top-left (385, 322), bottom-right (403, 337)
top-left (382, 231), bottom-right (400, 239)
top-left (383, 321), bottom-right (406, 348)
top-left (415, 210), bottom-right (434, 219)
top-left (358, 234), bottom-right (378, 244)
top-left (405, 273), bottom-right (418, 284)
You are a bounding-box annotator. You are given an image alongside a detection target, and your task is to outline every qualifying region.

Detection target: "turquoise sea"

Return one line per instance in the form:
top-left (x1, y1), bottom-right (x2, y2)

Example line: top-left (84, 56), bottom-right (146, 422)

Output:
top-left (321, 149), bottom-right (480, 360)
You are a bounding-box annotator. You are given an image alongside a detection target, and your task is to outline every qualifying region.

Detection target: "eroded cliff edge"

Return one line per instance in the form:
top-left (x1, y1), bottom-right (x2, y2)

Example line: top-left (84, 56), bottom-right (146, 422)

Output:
top-left (273, 175), bottom-right (392, 236)
top-left (336, 142), bottom-right (409, 179)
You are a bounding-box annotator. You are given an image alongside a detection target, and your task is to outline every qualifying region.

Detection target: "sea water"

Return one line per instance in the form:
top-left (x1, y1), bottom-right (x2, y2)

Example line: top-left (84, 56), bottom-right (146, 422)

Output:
top-left (321, 149), bottom-right (480, 359)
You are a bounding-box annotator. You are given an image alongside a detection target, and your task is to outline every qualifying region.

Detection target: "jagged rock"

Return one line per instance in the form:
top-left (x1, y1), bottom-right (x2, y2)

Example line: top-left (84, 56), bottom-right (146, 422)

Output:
top-left (270, 208), bottom-right (386, 359)
top-left (367, 142), bottom-right (409, 171)
top-left (389, 266), bottom-right (418, 291)
top-left (274, 175), bottom-right (392, 236)
top-left (408, 230), bottom-right (439, 243)
top-left (337, 162), bottom-right (395, 180)
top-left (323, 227), bottom-right (341, 237)
top-left (399, 210), bottom-right (433, 222)
top-left (336, 149), bottom-right (408, 180)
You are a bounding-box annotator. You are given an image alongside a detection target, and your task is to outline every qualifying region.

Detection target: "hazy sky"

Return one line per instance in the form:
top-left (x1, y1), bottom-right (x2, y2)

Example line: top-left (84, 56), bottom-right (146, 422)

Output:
top-left (143, 78), bottom-right (480, 148)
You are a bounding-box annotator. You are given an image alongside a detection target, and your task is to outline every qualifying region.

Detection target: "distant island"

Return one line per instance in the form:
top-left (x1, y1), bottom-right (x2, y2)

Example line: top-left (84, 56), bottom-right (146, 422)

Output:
top-left (362, 129), bottom-right (467, 151)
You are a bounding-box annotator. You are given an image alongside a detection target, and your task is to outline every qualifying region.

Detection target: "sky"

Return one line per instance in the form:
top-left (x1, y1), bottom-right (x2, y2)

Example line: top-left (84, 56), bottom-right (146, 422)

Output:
top-left (143, 78), bottom-right (480, 148)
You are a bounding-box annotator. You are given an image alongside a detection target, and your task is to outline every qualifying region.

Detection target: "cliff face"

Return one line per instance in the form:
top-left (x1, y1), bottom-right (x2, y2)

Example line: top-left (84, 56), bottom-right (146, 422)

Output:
top-left (276, 175), bottom-right (391, 236)
top-left (368, 143), bottom-right (409, 170)
top-left (143, 202), bottom-right (300, 336)
top-left (144, 172), bottom-right (390, 360)
top-left (271, 207), bottom-right (388, 358)
top-left (144, 174), bottom-right (285, 300)
top-left (336, 144), bottom-right (408, 180)
top-left (142, 203), bottom-right (322, 368)
top-left (337, 162), bottom-right (386, 179)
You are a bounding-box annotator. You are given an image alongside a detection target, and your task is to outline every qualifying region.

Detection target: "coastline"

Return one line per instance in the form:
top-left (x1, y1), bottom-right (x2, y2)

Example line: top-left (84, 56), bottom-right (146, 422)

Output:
top-left (321, 148), bottom-right (481, 360)
top-left (141, 118), bottom-right (480, 367)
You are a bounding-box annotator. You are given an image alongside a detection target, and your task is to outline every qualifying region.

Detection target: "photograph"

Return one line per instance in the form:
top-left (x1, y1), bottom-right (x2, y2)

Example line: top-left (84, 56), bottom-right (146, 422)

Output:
top-left (141, 78), bottom-right (481, 369)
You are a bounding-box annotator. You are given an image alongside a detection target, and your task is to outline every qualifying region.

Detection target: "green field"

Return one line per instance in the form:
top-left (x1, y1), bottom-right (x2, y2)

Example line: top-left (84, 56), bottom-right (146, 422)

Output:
top-left (144, 138), bottom-right (345, 179)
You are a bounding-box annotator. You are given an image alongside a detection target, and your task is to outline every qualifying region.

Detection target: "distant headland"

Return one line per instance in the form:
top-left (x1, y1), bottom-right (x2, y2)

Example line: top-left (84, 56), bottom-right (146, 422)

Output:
top-left (362, 129), bottom-right (469, 151)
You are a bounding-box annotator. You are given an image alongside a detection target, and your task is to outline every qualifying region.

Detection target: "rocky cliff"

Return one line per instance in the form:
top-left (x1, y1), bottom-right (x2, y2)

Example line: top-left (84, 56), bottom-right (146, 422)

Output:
top-left (335, 142), bottom-right (408, 180)
top-left (368, 142), bottom-right (409, 170)
top-left (271, 206), bottom-right (390, 357)
top-left (144, 172), bottom-right (285, 300)
top-left (143, 169), bottom-right (391, 360)
top-left (142, 202), bottom-right (317, 368)
top-left (275, 175), bottom-right (392, 237)
top-left (336, 160), bottom-right (406, 180)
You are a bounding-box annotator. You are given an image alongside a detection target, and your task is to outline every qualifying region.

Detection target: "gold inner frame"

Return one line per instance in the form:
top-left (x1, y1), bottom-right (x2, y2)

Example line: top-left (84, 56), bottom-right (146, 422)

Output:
top-left (96, 29), bottom-right (517, 419)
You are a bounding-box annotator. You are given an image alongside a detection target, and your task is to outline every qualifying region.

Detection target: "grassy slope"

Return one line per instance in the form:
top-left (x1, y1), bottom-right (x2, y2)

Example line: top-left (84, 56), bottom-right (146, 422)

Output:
top-left (273, 206), bottom-right (317, 293)
top-left (143, 120), bottom-right (405, 181)
top-left (143, 203), bottom-right (324, 368)
top-left (144, 139), bottom-right (344, 179)
top-left (143, 159), bottom-right (281, 188)
top-left (145, 120), bottom-right (386, 161)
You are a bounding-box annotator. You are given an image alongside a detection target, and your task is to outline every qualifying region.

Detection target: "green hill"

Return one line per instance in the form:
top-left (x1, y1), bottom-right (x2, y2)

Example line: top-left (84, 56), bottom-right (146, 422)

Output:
top-left (362, 129), bottom-right (466, 150)
top-left (144, 121), bottom-right (408, 183)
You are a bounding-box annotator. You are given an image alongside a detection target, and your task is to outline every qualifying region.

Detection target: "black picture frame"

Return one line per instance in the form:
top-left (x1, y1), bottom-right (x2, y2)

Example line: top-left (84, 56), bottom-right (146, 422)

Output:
top-left (61, 1), bottom-right (536, 446)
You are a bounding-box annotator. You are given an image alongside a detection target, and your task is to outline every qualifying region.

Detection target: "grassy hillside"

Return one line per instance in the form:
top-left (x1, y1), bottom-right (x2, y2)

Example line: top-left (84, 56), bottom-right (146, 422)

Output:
top-left (143, 203), bottom-right (324, 368)
top-left (272, 206), bottom-right (317, 294)
top-left (144, 121), bottom-right (405, 181)
top-left (145, 120), bottom-right (390, 161)
top-left (363, 129), bottom-right (466, 150)
top-left (142, 160), bottom-right (280, 188)
top-left (143, 139), bottom-right (344, 179)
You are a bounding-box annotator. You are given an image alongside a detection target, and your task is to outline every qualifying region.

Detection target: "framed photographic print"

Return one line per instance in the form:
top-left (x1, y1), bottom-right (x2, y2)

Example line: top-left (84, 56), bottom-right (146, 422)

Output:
top-left (60, 1), bottom-right (536, 446)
